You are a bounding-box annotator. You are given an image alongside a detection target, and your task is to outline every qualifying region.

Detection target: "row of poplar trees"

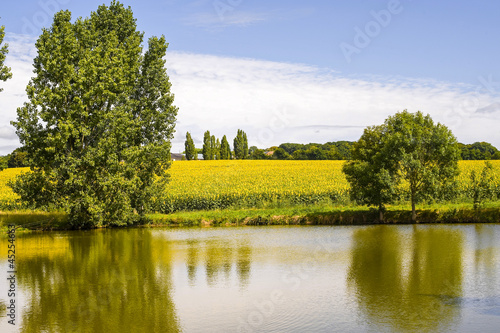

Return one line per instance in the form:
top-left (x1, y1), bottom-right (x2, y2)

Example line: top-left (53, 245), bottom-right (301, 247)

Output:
top-left (184, 129), bottom-right (248, 160)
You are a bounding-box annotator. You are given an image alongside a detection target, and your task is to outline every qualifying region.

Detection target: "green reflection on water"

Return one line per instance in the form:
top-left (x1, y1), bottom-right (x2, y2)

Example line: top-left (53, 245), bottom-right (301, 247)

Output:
top-left (1, 225), bottom-right (498, 332)
top-left (13, 229), bottom-right (180, 333)
top-left (348, 225), bottom-right (464, 332)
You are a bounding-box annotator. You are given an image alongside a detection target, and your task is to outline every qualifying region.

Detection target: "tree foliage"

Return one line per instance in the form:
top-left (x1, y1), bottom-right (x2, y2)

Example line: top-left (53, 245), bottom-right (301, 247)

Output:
top-left (184, 132), bottom-right (196, 160)
top-left (0, 22), bottom-right (13, 91)
top-left (459, 142), bottom-right (500, 160)
top-left (220, 135), bottom-right (231, 159)
top-left (202, 130), bottom-right (212, 160)
top-left (273, 148), bottom-right (290, 160)
top-left (10, 2), bottom-right (178, 227)
top-left (0, 155), bottom-right (8, 171)
top-left (210, 135), bottom-right (216, 160)
top-left (468, 161), bottom-right (497, 209)
top-left (384, 111), bottom-right (460, 221)
top-left (275, 141), bottom-right (354, 160)
top-left (215, 138), bottom-right (221, 160)
top-left (233, 129), bottom-right (248, 159)
top-left (7, 147), bottom-right (28, 168)
top-left (343, 125), bottom-right (398, 222)
top-left (343, 110), bottom-right (460, 222)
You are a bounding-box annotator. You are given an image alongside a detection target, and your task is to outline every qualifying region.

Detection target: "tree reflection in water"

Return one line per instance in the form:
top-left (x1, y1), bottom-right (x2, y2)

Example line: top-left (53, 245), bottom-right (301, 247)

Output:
top-left (348, 225), bottom-right (464, 332)
top-left (185, 236), bottom-right (252, 290)
top-left (14, 229), bottom-right (180, 333)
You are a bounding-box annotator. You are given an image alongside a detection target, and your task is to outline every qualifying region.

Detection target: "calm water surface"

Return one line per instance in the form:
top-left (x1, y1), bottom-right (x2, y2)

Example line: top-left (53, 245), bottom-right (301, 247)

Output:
top-left (1, 224), bottom-right (500, 332)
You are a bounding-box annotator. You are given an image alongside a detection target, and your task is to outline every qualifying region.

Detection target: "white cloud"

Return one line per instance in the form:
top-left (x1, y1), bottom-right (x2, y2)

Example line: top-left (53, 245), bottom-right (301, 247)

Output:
top-left (166, 52), bottom-right (500, 152)
top-left (182, 10), bottom-right (269, 29)
top-left (181, 6), bottom-right (315, 31)
top-left (1, 33), bottom-right (499, 155)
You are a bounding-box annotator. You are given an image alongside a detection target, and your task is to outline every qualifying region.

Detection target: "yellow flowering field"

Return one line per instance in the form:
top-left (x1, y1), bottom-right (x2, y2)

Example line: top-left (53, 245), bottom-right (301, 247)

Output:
top-left (0, 167), bottom-right (28, 209)
top-left (1, 160), bottom-right (499, 212)
top-left (156, 160), bottom-right (350, 212)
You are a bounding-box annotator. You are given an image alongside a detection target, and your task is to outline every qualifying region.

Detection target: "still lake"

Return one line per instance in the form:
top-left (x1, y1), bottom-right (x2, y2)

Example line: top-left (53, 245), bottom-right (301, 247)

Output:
top-left (1, 224), bottom-right (500, 332)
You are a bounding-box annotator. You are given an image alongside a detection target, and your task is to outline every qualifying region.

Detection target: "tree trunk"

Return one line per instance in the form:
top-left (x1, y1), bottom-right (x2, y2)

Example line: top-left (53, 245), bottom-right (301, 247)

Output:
top-left (379, 204), bottom-right (385, 223)
top-left (411, 190), bottom-right (417, 223)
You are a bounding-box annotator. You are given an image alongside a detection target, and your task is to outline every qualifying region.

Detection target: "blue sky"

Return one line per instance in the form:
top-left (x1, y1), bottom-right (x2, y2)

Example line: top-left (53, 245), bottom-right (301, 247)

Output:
top-left (1, 0), bottom-right (500, 153)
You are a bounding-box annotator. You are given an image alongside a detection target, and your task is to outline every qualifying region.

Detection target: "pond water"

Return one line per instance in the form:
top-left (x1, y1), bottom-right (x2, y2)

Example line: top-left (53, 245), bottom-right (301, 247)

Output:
top-left (1, 224), bottom-right (500, 332)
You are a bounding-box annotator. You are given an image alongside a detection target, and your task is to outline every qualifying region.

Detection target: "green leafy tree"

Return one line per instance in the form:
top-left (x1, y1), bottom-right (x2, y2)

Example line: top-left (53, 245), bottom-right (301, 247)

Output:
top-left (7, 147), bottom-right (28, 168)
top-left (292, 149), bottom-right (308, 160)
top-left (249, 146), bottom-right (258, 156)
top-left (343, 125), bottom-right (399, 222)
top-left (233, 129), bottom-right (248, 159)
top-left (343, 110), bottom-right (460, 223)
top-left (214, 138), bottom-right (221, 160)
top-left (0, 22), bottom-right (13, 91)
top-left (327, 147), bottom-right (339, 160)
top-left (273, 148), bottom-right (290, 160)
top-left (220, 135), bottom-right (231, 159)
top-left (306, 146), bottom-right (327, 160)
top-left (468, 161), bottom-right (497, 210)
top-left (210, 135), bottom-right (216, 160)
top-left (184, 132), bottom-right (196, 160)
top-left (459, 142), bottom-right (500, 160)
top-left (249, 148), bottom-right (268, 160)
top-left (0, 155), bottom-right (8, 171)
top-left (202, 130), bottom-right (212, 160)
top-left (10, 2), bottom-right (178, 227)
top-left (383, 110), bottom-right (460, 222)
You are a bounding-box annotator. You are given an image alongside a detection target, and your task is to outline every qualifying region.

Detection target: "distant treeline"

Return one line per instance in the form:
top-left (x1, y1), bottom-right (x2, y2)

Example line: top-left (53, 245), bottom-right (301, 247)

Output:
top-left (258, 141), bottom-right (500, 161)
top-left (459, 142), bottom-right (500, 160)
top-left (2, 139), bottom-right (498, 169)
top-left (182, 130), bottom-right (500, 161)
top-left (270, 141), bottom-right (355, 160)
top-left (0, 147), bottom-right (27, 170)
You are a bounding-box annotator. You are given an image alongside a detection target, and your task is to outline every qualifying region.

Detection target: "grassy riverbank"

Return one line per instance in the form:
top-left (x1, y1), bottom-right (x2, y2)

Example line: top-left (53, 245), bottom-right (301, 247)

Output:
top-left (2, 202), bottom-right (500, 231)
top-left (147, 202), bottom-right (500, 227)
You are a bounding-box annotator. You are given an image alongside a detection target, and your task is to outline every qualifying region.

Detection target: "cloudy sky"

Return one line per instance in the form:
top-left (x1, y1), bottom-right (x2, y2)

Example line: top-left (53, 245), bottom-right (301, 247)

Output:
top-left (1, 0), bottom-right (500, 154)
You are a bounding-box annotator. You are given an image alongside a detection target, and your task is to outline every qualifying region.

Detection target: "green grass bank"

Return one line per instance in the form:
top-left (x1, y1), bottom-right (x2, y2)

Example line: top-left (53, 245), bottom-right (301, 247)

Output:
top-left (2, 202), bottom-right (500, 231)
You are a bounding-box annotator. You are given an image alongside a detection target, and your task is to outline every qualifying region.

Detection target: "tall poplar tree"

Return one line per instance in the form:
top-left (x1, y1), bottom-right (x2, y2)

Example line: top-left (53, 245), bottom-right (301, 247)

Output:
top-left (202, 130), bottom-right (211, 160)
top-left (184, 132), bottom-right (196, 160)
top-left (220, 135), bottom-right (231, 159)
top-left (233, 129), bottom-right (248, 159)
top-left (10, 2), bottom-right (178, 227)
top-left (210, 135), bottom-right (216, 160)
top-left (215, 138), bottom-right (221, 160)
top-left (0, 22), bottom-right (13, 91)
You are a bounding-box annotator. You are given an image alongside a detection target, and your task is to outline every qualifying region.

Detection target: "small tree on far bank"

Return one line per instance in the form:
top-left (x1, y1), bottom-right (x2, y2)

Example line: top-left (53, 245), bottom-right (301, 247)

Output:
top-left (384, 111), bottom-right (460, 222)
top-left (233, 129), bottom-right (248, 159)
top-left (343, 110), bottom-right (460, 223)
top-left (343, 125), bottom-right (398, 222)
top-left (184, 132), bottom-right (197, 160)
top-left (469, 161), bottom-right (497, 210)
